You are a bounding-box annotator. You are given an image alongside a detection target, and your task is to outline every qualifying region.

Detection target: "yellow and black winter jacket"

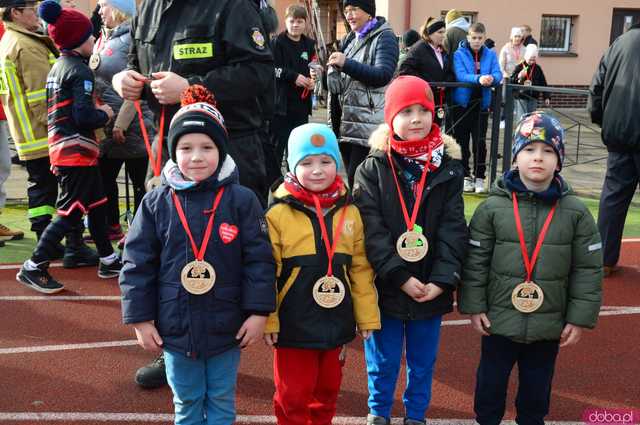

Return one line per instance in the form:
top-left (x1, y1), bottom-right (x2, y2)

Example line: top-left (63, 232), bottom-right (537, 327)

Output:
top-left (0, 22), bottom-right (58, 161)
top-left (265, 185), bottom-right (380, 349)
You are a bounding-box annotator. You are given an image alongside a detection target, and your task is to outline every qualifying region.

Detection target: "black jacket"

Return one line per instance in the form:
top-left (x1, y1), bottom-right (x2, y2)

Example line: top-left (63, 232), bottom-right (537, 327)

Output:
top-left (128, 0), bottom-right (274, 133)
top-left (352, 132), bottom-right (468, 321)
top-left (588, 24), bottom-right (640, 152)
top-left (398, 39), bottom-right (453, 85)
top-left (46, 52), bottom-right (109, 167)
top-left (272, 32), bottom-right (315, 117)
top-left (510, 61), bottom-right (550, 100)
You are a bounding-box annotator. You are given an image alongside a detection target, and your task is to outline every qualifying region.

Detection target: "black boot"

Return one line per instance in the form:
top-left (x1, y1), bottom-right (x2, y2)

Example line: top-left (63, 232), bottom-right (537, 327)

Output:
top-left (134, 354), bottom-right (167, 389)
top-left (63, 229), bottom-right (99, 268)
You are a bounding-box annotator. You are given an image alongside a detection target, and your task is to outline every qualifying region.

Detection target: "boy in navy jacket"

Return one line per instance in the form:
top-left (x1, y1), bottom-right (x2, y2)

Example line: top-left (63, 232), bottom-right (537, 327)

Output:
top-left (452, 22), bottom-right (502, 194)
top-left (120, 86), bottom-right (275, 425)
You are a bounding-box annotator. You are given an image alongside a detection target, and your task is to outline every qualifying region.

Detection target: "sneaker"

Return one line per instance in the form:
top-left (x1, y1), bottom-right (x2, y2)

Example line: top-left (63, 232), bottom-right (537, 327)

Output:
top-left (63, 235), bottom-right (99, 268)
top-left (0, 223), bottom-right (24, 241)
top-left (16, 263), bottom-right (64, 294)
top-left (499, 120), bottom-right (506, 129)
top-left (474, 178), bottom-right (486, 194)
top-left (463, 177), bottom-right (475, 193)
top-left (98, 256), bottom-right (123, 279)
top-left (366, 414), bottom-right (390, 425)
top-left (404, 419), bottom-right (426, 425)
top-left (134, 354), bottom-right (167, 389)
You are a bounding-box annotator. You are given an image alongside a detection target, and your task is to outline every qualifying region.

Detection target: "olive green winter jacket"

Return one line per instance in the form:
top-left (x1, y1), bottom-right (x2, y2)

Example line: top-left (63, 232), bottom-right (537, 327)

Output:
top-left (459, 177), bottom-right (603, 343)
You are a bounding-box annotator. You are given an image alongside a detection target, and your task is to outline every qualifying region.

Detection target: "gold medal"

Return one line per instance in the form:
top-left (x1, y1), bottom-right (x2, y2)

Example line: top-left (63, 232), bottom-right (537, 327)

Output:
top-left (181, 260), bottom-right (216, 295)
top-left (511, 281), bottom-right (544, 313)
top-left (396, 230), bottom-right (429, 262)
top-left (523, 79), bottom-right (532, 86)
top-left (89, 53), bottom-right (101, 70)
top-left (312, 275), bottom-right (345, 308)
top-left (436, 107), bottom-right (445, 119)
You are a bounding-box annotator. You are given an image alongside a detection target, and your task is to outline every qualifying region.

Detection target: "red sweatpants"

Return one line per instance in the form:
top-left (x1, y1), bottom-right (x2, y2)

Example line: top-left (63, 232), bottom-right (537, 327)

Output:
top-left (273, 346), bottom-right (343, 425)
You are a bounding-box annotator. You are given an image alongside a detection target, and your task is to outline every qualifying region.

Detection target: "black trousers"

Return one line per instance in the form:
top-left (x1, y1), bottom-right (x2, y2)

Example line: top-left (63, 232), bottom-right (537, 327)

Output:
top-left (268, 108), bottom-right (309, 185)
top-left (99, 156), bottom-right (148, 226)
top-left (598, 150), bottom-right (640, 266)
top-left (339, 142), bottom-right (370, 190)
top-left (453, 103), bottom-right (489, 179)
top-left (474, 335), bottom-right (559, 425)
top-left (24, 157), bottom-right (58, 234)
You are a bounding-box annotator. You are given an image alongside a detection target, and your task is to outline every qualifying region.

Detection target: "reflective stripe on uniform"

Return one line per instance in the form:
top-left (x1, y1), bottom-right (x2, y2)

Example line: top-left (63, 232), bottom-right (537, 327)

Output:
top-left (26, 88), bottom-right (46, 104)
top-left (48, 53), bottom-right (56, 65)
top-left (28, 205), bottom-right (57, 218)
top-left (1, 60), bottom-right (37, 146)
top-left (17, 136), bottom-right (48, 153)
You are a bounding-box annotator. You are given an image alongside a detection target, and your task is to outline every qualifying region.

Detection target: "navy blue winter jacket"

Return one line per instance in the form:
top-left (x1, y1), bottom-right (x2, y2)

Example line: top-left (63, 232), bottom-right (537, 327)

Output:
top-left (119, 157), bottom-right (276, 359)
top-left (452, 41), bottom-right (502, 110)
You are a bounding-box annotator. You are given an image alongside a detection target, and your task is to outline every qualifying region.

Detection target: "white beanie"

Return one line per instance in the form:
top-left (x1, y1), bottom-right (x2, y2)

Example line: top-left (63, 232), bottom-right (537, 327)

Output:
top-left (510, 26), bottom-right (523, 38)
top-left (524, 44), bottom-right (538, 61)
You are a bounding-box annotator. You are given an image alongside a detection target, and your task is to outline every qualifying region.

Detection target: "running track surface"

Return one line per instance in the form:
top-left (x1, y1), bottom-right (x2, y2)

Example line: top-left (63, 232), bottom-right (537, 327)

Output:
top-left (1, 242), bottom-right (639, 425)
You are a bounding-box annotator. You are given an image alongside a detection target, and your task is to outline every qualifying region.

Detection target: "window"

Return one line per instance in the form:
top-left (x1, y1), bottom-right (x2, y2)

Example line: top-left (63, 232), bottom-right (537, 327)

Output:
top-left (540, 15), bottom-right (574, 52)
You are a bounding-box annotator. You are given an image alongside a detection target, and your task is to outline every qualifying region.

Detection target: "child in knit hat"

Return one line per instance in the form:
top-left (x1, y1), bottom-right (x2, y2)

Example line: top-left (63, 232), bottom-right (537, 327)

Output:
top-left (460, 111), bottom-right (602, 425)
top-left (511, 44), bottom-right (551, 120)
top-left (120, 86), bottom-right (276, 425)
top-left (264, 122), bottom-right (380, 425)
top-left (352, 75), bottom-right (468, 425)
top-left (17, 0), bottom-right (119, 294)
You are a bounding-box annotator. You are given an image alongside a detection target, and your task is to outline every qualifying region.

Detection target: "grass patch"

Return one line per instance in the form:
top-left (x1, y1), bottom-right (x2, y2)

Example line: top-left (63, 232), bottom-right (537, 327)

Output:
top-left (2, 194), bottom-right (640, 264)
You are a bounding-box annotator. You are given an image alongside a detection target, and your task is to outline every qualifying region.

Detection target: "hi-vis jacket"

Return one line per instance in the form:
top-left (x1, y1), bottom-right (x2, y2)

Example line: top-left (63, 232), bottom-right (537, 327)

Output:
top-left (265, 185), bottom-right (380, 349)
top-left (0, 22), bottom-right (58, 161)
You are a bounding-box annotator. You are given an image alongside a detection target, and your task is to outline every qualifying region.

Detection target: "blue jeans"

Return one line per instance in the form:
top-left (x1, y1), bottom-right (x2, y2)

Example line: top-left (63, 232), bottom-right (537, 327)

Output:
top-left (164, 347), bottom-right (240, 425)
top-left (364, 313), bottom-right (442, 421)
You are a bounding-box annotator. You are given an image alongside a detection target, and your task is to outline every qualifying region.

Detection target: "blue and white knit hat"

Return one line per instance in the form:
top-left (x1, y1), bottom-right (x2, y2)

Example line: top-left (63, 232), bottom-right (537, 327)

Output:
top-left (287, 123), bottom-right (342, 172)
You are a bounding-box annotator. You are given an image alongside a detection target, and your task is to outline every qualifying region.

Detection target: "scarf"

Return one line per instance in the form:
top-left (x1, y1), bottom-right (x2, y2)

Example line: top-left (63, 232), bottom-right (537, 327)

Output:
top-left (283, 173), bottom-right (345, 208)
top-left (390, 123), bottom-right (445, 171)
top-left (503, 169), bottom-right (563, 203)
top-left (356, 18), bottom-right (378, 39)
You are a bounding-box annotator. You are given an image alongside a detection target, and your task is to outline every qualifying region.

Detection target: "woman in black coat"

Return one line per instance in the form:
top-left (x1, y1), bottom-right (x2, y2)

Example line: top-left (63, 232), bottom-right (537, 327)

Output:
top-left (398, 17), bottom-right (454, 129)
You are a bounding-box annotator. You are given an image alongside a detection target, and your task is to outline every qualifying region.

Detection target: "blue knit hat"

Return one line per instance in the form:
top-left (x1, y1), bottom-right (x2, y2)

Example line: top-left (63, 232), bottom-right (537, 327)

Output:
top-left (287, 123), bottom-right (342, 172)
top-left (512, 111), bottom-right (565, 170)
top-left (104, 0), bottom-right (136, 17)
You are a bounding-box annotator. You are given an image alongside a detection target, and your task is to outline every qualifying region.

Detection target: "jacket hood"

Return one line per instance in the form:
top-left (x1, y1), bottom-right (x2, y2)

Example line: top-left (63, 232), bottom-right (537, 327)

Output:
top-left (367, 123), bottom-right (462, 160)
top-left (491, 173), bottom-right (572, 198)
top-left (447, 17), bottom-right (470, 32)
top-left (161, 156), bottom-right (239, 191)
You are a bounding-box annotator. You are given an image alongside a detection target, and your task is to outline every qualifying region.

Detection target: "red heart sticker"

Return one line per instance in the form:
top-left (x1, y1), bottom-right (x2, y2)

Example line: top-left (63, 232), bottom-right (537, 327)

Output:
top-left (219, 223), bottom-right (239, 244)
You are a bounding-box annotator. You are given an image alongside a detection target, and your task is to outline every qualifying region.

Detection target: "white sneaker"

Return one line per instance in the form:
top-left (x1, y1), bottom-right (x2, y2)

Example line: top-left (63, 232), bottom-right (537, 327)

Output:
top-left (475, 178), bottom-right (486, 194)
top-left (463, 177), bottom-right (474, 193)
top-left (499, 120), bottom-right (505, 129)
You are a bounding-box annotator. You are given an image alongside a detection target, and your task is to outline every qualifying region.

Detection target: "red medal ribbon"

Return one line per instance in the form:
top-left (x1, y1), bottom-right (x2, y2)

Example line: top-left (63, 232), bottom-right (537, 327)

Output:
top-left (135, 102), bottom-right (165, 177)
top-left (438, 88), bottom-right (445, 109)
top-left (512, 193), bottom-right (557, 282)
top-left (525, 63), bottom-right (536, 82)
top-left (312, 195), bottom-right (349, 277)
top-left (172, 187), bottom-right (225, 261)
top-left (387, 149), bottom-right (432, 232)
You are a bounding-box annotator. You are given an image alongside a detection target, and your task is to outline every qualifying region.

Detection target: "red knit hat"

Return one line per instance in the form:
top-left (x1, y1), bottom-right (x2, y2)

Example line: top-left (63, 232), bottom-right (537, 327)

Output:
top-left (39, 1), bottom-right (93, 50)
top-left (384, 76), bottom-right (435, 131)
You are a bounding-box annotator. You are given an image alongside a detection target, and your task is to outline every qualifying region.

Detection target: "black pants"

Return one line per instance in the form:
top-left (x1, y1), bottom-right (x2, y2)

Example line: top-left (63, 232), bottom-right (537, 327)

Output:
top-left (339, 142), bottom-right (370, 190)
top-left (268, 109), bottom-right (309, 186)
top-left (598, 150), bottom-right (640, 266)
top-left (25, 157), bottom-right (58, 234)
top-left (453, 103), bottom-right (489, 179)
top-left (99, 157), bottom-right (148, 226)
top-left (474, 335), bottom-right (559, 425)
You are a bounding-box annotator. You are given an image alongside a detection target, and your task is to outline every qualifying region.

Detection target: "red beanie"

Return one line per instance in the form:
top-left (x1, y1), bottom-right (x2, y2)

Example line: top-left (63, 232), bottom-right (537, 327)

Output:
top-left (39, 1), bottom-right (93, 50)
top-left (384, 76), bottom-right (435, 131)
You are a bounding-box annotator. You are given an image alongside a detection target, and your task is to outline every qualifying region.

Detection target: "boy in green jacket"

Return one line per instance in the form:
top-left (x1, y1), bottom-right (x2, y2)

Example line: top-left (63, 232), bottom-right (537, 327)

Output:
top-left (459, 111), bottom-right (602, 425)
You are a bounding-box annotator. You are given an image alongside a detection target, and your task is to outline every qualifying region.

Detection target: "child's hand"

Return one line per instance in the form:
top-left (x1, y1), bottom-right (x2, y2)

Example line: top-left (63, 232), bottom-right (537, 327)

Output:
top-left (415, 283), bottom-right (444, 303)
top-left (359, 330), bottom-right (373, 339)
top-left (479, 75), bottom-right (493, 87)
top-left (132, 321), bottom-right (163, 352)
top-left (560, 324), bottom-right (583, 347)
top-left (264, 333), bottom-right (278, 346)
top-left (98, 103), bottom-right (114, 121)
top-left (236, 315), bottom-right (268, 349)
top-left (518, 70), bottom-right (527, 80)
top-left (401, 277), bottom-right (427, 301)
top-left (470, 313), bottom-right (491, 336)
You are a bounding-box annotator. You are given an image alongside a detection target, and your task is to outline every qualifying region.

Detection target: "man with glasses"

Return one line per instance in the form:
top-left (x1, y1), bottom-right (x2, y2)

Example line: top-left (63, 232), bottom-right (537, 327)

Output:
top-left (0, 0), bottom-right (98, 265)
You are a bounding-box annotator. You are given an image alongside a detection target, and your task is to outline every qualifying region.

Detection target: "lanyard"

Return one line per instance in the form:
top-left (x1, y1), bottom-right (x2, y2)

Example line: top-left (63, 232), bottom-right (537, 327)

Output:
top-left (512, 193), bottom-right (557, 282)
top-left (135, 102), bottom-right (165, 177)
top-left (438, 88), bottom-right (445, 109)
top-left (172, 187), bottom-right (225, 261)
top-left (387, 149), bottom-right (432, 232)
top-left (312, 195), bottom-right (349, 277)
top-left (525, 63), bottom-right (536, 81)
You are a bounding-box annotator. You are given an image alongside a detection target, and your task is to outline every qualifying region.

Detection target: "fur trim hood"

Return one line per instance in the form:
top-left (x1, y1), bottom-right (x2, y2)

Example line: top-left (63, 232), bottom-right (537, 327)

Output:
top-left (367, 124), bottom-right (462, 160)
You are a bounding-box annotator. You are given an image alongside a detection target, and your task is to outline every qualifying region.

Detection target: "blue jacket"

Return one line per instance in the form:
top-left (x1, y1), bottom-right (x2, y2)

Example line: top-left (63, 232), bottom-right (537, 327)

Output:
top-left (452, 41), bottom-right (503, 109)
top-left (119, 157), bottom-right (276, 359)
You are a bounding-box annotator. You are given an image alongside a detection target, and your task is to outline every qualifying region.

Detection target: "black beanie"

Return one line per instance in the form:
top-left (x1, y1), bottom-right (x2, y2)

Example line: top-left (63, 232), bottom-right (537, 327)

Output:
top-left (343, 0), bottom-right (375, 17)
top-left (402, 29), bottom-right (420, 48)
top-left (168, 85), bottom-right (228, 163)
